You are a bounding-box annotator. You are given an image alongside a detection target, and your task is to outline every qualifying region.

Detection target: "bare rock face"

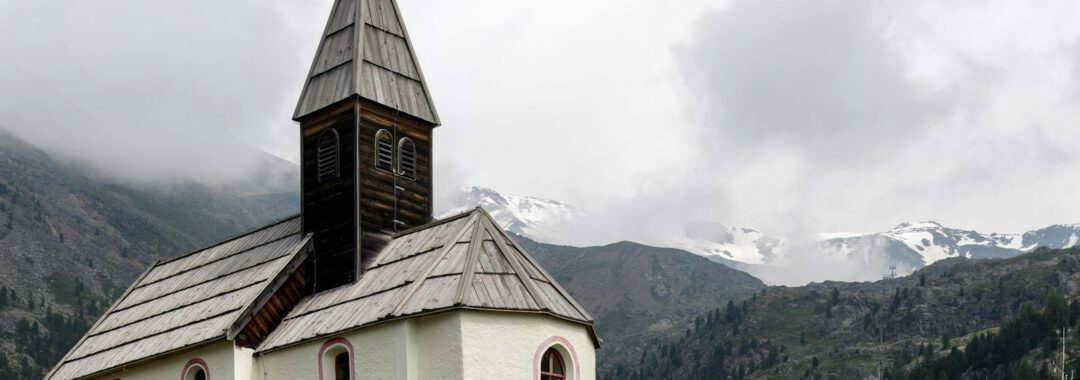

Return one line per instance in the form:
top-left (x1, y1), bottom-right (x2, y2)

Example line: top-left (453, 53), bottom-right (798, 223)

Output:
top-left (518, 237), bottom-right (766, 376)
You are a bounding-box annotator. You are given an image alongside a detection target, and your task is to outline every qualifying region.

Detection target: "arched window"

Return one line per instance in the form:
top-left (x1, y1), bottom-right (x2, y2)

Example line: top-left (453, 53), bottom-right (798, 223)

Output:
top-left (396, 137), bottom-right (417, 179)
top-left (534, 337), bottom-right (579, 380)
top-left (375, 129), bottom-right (394, 172)
top-left (334, 352), bottom-right (350, 380)
top-left (539, 347), bottom-right (565, 380)
top-left (181, 358), bottom-right (210, 380)
top-left (319, 337), bottom-right (354, 380)
top-left (316, 129), bottom-right (340, 183)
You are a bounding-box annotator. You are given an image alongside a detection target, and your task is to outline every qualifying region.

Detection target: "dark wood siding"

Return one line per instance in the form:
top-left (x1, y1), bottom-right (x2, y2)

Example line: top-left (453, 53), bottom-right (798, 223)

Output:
top-left (299, 97), bottom-right (435, 286)
top-left (357, 98), bottom-right (434, 269)
top-left (302, 105), bottom-right (359, 291)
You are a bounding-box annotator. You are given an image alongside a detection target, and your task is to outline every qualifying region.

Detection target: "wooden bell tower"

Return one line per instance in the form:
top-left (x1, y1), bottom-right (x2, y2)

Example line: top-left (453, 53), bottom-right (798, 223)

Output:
top-left (295, 0), bottom-right (440, 292)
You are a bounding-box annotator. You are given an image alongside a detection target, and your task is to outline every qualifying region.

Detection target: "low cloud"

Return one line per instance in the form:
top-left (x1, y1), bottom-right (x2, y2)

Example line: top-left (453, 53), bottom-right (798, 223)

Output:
top-left (0, 0), bottom-right (325, 184)
top-left (5, 0), bottom-right (1080, 278)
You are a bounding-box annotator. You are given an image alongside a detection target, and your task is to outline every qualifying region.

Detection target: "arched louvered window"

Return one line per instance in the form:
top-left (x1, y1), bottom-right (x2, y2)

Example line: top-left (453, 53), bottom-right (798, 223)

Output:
top-left (316, 129), bottom-right (340, 183)
top-left (397, 137), bottom-right (417, 179)
top-left (375, 129), bottom-right (393, 172)
top-left (539, 347), bottom-right (566, 380)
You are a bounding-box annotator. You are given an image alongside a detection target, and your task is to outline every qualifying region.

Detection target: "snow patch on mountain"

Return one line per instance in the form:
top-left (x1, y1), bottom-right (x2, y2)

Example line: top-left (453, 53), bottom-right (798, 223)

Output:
top-left (675, 221), bottom-right (783, 264)
top-left (440, 186), bottom-right (596, 245)
top-left (442, 187), bottom-right (1080, 279)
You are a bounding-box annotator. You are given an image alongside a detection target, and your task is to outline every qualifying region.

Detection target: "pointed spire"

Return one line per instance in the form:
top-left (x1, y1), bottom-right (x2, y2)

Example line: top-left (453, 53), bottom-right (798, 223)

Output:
top-left (294, 0), bottom-right (439, 125)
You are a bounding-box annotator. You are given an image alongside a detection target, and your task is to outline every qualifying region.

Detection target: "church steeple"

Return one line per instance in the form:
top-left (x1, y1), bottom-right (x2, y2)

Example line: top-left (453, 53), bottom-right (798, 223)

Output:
top-left (294, 0), bottom-right (439, 124)
top-left (297, 0), bottom-right (439, 292)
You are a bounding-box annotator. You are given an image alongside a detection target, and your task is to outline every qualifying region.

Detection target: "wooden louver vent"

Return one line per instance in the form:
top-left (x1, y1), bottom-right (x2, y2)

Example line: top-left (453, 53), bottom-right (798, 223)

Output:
top-left (317, 129), bottom-right (340, 183)
top-left (397, 138), bottom-right (417, 178)
top-left (375, 130), bottom-right (394, 172)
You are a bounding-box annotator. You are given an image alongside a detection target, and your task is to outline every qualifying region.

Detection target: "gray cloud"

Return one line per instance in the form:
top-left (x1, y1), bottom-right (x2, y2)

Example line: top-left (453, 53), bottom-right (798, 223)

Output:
top-left (651, 0), bottom-right (1080, 283)
top-left (4, 0), bottom-right (1080, 280)
top-left (0, 0), bottom-right (318, 183)
top-left (680, 0), bottom-right (960, 166)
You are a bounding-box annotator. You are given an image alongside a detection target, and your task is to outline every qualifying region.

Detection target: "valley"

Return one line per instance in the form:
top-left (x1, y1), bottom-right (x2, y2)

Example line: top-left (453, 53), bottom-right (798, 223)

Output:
top-left (0, 132), bottom-right (1076, 379)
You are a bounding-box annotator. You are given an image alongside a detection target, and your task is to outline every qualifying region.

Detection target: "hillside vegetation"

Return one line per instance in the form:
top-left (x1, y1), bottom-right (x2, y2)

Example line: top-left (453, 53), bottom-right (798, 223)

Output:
top-left (520, 238), bottom-right (766, 375)
top-left (625, 247), bottom-right (1080, 379)
top-left (0, 132), bottom-right (299, 378)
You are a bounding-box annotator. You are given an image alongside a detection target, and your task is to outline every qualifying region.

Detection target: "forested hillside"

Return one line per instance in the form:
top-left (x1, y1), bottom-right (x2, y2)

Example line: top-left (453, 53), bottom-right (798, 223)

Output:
top-left (0, 132), bottom-right (299, 378)
top-left (623, 247), bottom-right (1080, 379)
top-left (520, 238), bottom-right (766, 375)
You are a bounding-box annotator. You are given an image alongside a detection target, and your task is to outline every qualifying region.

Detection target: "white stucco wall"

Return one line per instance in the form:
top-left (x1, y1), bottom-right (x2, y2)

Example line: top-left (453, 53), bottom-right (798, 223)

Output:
top-left (87, 310), bottom-right (595, 380)
top-left (459, 311), bottom-right (596, 380)
top-left (88, 341), bottom-right (237, 380)
top-left (254, 312), bottom-right (463, 380)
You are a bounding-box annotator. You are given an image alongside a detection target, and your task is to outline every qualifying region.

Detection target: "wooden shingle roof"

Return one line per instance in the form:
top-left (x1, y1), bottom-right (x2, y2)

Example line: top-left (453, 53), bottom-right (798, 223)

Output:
top-left (294, 0), bottom-right (439, 124)
top-left (48, 210), bottom-right (596, 379)
top-left (256, 208), bottom-right (597, 353)
top-left (47, 218), bottom-right (312, 380)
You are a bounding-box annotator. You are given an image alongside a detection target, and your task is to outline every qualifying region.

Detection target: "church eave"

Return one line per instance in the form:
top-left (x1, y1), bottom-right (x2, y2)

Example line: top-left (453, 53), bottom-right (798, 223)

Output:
top-left (253, 306), bottom-right (599, 356)
top-left (226, 234), bottom-right (314, 342)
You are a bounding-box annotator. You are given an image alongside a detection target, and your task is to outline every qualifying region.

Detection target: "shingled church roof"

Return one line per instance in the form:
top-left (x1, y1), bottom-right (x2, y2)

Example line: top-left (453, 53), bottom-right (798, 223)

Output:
top-left (48, 209), bottom-right (596, 379)
top-left (257, 208), bottom-right (597, 352)
top-left (47, 218), bottom-right (312, 380)
top-left (294, 0), bottom-right (439, 124)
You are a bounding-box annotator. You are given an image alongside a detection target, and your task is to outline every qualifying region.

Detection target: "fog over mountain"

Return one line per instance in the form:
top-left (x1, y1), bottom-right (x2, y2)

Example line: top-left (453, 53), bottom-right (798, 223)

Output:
top-left (3, 0), bottom-right (1080, 251)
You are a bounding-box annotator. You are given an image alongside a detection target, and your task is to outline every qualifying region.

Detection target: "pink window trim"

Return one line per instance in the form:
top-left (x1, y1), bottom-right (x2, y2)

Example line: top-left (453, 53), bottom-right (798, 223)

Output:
top-left (317, 337), bottom-right (356, 380)
top-left (533, 336), bottom-right (580, 380)
top-left (180, 358), bottom-right (210, 380)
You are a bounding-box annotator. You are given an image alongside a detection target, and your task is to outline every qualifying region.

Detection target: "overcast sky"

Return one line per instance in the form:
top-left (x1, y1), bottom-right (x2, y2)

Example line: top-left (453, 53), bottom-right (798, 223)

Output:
top-left (2, 0), bottom-right (1080, 243)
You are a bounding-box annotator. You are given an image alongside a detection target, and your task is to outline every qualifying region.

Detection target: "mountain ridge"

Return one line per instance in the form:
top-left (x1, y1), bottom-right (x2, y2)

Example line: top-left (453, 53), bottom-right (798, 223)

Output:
top-left (0, 131), bottom-right (301, 378)
top-left (443, 187), bottom-right (1080, 282)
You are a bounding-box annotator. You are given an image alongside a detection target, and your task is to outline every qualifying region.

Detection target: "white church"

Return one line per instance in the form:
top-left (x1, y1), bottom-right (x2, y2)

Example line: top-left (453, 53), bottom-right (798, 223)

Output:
top-left (46, 0), bottom-right (599, 379)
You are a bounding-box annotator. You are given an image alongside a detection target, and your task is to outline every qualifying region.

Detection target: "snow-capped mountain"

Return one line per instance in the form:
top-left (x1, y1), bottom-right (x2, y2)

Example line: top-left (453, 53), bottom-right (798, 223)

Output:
top-left (820, 221), bottom-right (1080, 275)
top-left (440, 186), bottom-right (586, 244)
top-left (441, 187), bottom-right (1080, 280)
top-left (676, 221), bottom-right (784, 264)
top-left (440, 187), bottom-right (782, 262)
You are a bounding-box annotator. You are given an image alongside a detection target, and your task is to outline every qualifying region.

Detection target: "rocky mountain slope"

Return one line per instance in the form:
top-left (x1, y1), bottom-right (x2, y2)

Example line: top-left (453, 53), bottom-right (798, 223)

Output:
top-left (0, 135), bottom-right (767, 379)
top-left (622, 246), bottom-right (1080, 379)
top-left (0, 131), bottom-right (299, 379)
top-left (518, 236), bottom-right (766, 376)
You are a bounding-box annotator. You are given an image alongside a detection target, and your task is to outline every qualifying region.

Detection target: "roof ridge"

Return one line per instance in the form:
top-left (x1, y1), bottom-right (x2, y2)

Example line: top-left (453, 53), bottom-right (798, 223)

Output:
top-left (390, 211), bottom-right (480, 316)
top-left (391, 207), bottom-right (477, 238)
top-left (480, 217), bottom-right (549, 311)
top-left (499, 226), bottom-right (594, 321)
top-left (454, 216), bottom-right (488, 305)
top-left (155, 214), bottom-right (300, 267)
